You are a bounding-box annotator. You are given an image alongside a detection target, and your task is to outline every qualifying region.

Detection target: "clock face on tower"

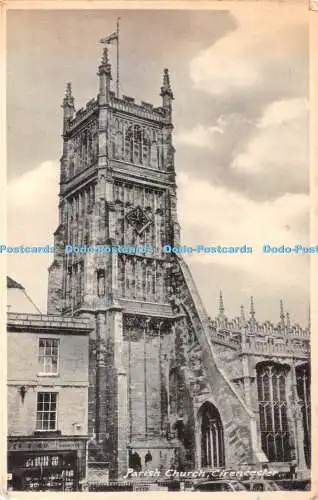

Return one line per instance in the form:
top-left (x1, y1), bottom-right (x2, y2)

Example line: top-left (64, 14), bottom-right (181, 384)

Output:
top-left (126, 206), bottom-right (152, 235)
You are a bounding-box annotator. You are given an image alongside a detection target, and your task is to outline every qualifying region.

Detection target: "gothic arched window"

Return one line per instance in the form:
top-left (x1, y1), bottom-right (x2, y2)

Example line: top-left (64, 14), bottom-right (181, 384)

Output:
top-left (257, 362), bottom-right (291, 462)
top-left (296, 363), bottom-right (311, 468)
top-left (124, 125), bottom-right (150, 166)
top-left (199, 402), bottom-right (225, 468)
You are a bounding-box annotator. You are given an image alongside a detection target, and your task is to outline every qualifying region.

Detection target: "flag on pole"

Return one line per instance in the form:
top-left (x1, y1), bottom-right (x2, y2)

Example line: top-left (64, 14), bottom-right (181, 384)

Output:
top-left (100, 32), bottom-right (118, 44)
top-left (100, 19), bottom-right (120, 97)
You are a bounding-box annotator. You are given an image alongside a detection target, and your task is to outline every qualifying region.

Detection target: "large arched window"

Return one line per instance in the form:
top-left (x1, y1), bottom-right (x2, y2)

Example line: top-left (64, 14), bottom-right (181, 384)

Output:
top-left (124, 125), bottom-right (150, 165)
top-left (257, 362), bottom-right (291, 462)
top-left (199, 402), bottom-right (225, 468)
top-left (296, 363), bottom-right (311, 468)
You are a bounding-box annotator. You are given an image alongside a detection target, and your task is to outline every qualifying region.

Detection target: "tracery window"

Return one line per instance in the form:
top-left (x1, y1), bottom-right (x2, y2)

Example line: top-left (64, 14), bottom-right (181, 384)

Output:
top-left (200, 402), bottom-right (225, 468)
top-left (296, 363), bottom-right (311, 468)
top-left (124, 125), bottom-right (150, 166)
top-left (257, 362), bottom-right (291, 462)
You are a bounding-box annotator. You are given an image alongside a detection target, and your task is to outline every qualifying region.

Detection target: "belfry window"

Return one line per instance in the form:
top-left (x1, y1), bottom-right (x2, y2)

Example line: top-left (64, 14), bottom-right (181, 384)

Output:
top-left (257, 362), bottom-right (291, 462)
top-left (124, 125), bottom-right (150, 165)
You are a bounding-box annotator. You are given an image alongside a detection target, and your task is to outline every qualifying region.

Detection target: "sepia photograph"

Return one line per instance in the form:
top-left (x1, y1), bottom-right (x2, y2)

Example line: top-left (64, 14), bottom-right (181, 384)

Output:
top-left (4, 3), bottom-right (311, 494)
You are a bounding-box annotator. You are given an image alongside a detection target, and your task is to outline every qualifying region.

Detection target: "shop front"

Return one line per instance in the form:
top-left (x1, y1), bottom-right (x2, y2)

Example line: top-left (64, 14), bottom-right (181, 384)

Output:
top-left (8, 435), bottom-right (88, 491)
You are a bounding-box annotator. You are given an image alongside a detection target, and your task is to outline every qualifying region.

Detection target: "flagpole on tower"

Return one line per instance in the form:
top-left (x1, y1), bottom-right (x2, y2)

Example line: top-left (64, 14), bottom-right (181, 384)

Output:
top-left (99, 18), bottom-right (120, 98)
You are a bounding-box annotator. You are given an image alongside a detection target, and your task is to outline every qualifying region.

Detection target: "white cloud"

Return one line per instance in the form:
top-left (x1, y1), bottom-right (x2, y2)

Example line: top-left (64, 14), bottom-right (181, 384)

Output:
top-left (232, 98), bottom-right (308, 181)
top-left (8, 161), bottom-right (59, 209)
top-left (260, 98), bottom-right (308, 127)
top-left (189, 6), bottom-right (307, 95)
top-left (177, 172), bottom-right (309, 291)
top-left (7, 161), bottom-right (59, 312)
top-left (175, 117), bottom-right (225, 149)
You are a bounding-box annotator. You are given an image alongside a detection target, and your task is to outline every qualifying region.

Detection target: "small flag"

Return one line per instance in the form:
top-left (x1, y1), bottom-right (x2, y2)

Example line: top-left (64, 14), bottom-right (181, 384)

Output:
top-left (100, 32), bottom-right (118, 44)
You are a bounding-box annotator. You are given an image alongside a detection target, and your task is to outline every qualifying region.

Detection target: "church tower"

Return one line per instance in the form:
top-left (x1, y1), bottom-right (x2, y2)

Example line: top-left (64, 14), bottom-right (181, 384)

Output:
top-left (48, 41), bottom-right (264, 479)
top-left (48, 45), bottom-right (185, 477)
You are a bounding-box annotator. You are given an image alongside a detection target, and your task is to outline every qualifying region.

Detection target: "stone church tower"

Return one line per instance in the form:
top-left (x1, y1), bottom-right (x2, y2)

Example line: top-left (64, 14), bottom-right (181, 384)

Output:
top-left (48, 46), bottom-right (310, 479)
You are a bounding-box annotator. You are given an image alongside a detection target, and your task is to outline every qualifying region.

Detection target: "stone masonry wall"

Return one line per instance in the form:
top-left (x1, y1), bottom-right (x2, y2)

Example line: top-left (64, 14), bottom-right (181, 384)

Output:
top-left (170, 255), bottom-right (263, 466)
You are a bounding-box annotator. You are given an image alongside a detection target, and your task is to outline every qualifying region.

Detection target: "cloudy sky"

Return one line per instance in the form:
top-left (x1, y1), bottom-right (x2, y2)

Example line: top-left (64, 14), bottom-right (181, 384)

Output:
top-left (7, 5), bottom-right (309, 325)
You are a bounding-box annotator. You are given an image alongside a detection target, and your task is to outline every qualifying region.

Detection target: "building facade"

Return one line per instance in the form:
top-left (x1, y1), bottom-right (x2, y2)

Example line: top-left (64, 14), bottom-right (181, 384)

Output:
top-left (7, 290), bottom-right (92, 491)
top-left (47, 46), bottom-right (311, 480)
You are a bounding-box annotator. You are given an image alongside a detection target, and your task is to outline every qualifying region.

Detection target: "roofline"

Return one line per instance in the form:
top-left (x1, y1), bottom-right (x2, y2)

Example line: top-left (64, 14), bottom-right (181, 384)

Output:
top-left (7, 312), bottom-right (93, 334)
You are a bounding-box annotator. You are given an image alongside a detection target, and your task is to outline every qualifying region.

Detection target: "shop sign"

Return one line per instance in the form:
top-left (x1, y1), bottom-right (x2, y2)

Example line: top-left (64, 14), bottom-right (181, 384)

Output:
top-left (9, 439), bottom-right (84, 452)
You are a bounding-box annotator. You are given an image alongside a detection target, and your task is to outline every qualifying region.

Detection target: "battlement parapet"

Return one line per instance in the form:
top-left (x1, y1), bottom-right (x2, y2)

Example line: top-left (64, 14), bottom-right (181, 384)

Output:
top-left (242, 336), bottom-right (309, 358)
top-left (209, 327), bottom-right (309, 357)
top-left (109, 92), bottom-right (168, 123)
top-left (209, 325), bottom-right (241, 348)
top-left (66, 92), bottom-right (168, 133)
top-left (210, 316), bottom-right (309, 340)
top-left (68, 100), bottom-right (98, 131)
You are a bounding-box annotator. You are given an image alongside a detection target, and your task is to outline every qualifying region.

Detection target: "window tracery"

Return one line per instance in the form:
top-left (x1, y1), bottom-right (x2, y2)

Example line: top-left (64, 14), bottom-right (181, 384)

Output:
top-left (200, 402), bottom-right (225, 468)
top-left (124, 125), bottom-right (151, 166)
top-left (257, 362), bottom-right (291, 462)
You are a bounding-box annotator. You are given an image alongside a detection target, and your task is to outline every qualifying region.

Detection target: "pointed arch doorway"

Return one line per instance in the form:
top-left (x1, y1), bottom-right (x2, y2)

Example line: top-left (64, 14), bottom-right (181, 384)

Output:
top-left (198, 402), bottom-right (225, 468)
